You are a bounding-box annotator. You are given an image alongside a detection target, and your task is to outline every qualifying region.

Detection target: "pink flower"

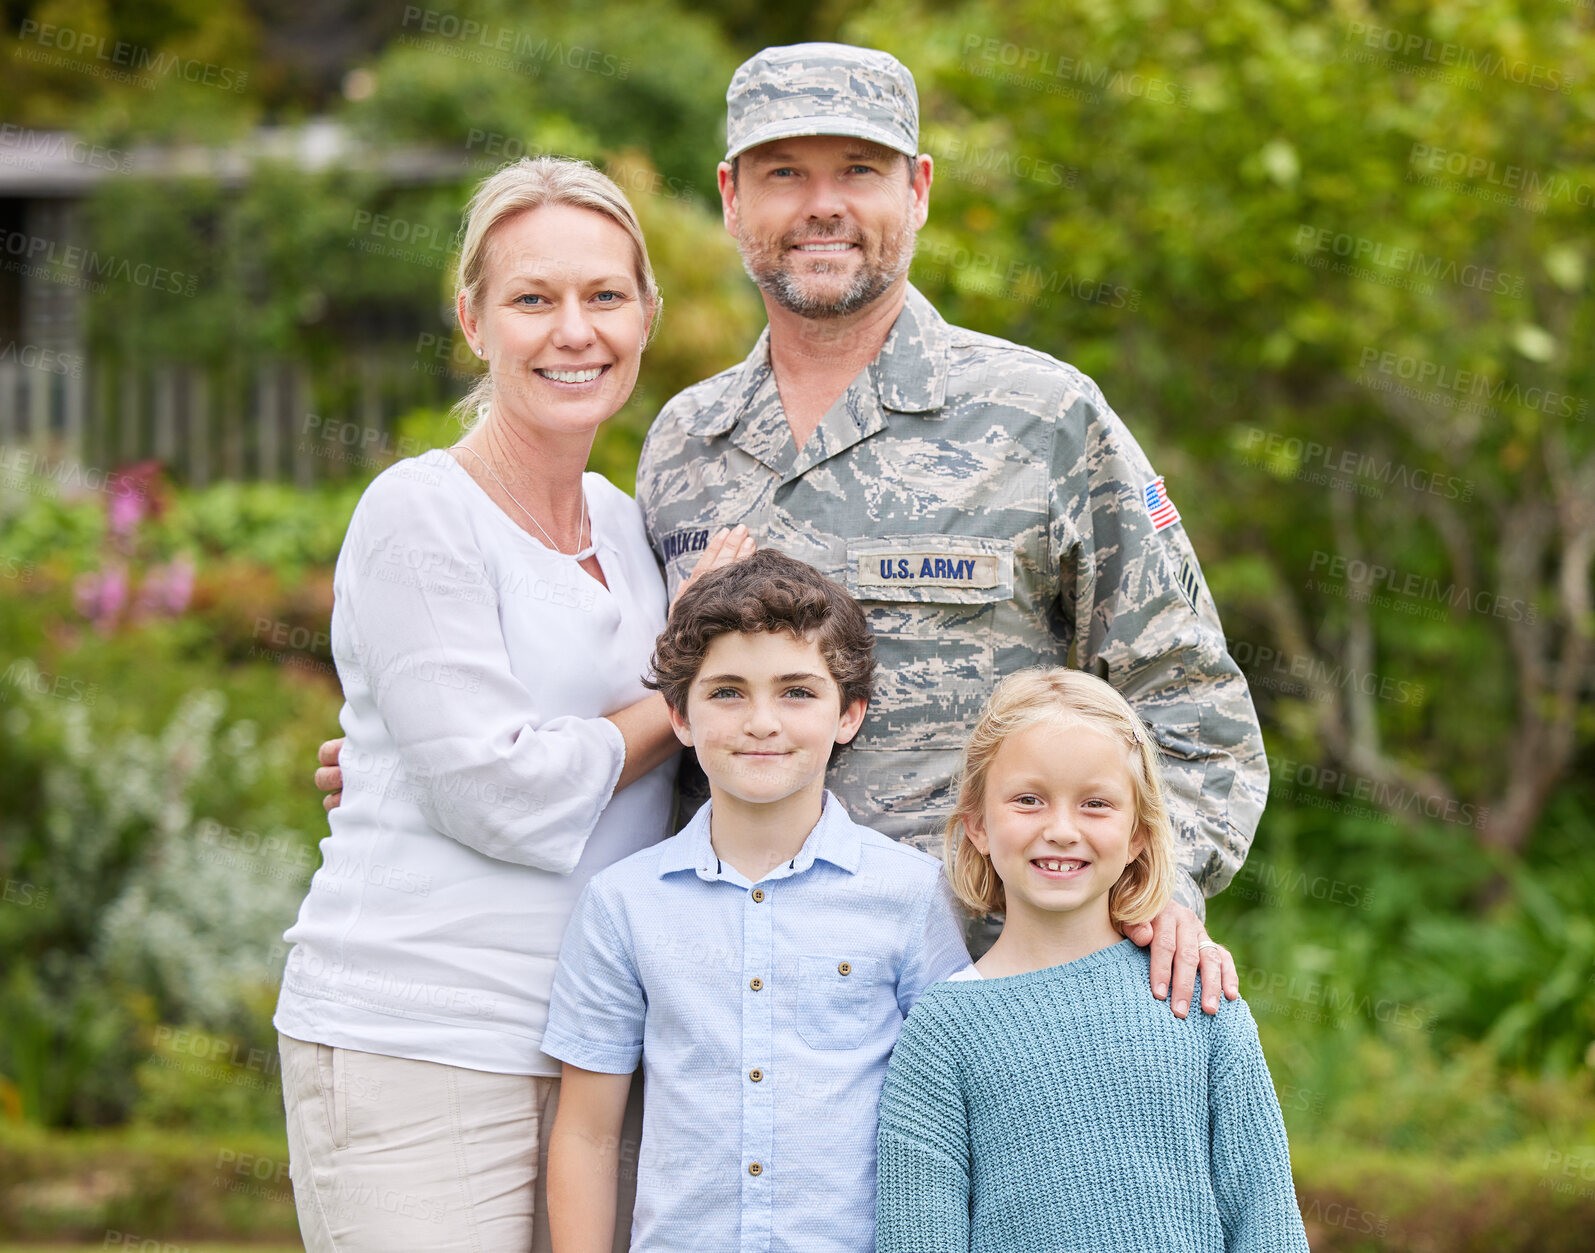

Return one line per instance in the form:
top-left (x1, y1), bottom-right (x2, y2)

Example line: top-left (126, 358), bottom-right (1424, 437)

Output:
top-left (133, 558), bottom-right (195, 620)
top-left (99, 564), bottom-right (129, 625)
top-left (161, 555), bottom-right (195, 615)
top-left (108, 484), bottom-right (146, 537)
top-left (75, 562), bottom-right (129, 631)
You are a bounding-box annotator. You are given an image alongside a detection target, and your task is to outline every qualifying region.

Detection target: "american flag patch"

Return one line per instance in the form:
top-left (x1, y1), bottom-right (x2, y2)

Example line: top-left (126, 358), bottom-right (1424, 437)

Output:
top-left (1143, 477), bottom-right (1180, 531)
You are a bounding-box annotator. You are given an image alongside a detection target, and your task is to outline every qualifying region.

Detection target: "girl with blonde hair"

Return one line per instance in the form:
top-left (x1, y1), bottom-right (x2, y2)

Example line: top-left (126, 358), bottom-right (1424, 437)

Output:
top-left (876, 667), bottom-right (1309, 1251)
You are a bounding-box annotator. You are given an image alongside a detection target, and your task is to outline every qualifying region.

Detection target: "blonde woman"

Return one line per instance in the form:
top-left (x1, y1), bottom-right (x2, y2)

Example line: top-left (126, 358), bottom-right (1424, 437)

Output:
top-left (875, 668), bottom-right (1309, 1252)
top-left (274, 157), bottom-right (749, 1253)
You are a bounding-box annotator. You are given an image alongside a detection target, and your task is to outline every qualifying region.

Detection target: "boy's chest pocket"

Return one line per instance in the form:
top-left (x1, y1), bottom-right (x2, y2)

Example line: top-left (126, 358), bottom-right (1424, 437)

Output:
top-left (793, 955), bottom-right (888, 1051)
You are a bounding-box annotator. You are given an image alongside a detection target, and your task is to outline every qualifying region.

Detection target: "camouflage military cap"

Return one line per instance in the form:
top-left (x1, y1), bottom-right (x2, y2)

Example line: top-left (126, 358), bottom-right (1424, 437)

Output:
top-left (724, 42), bottom-right (919, 162)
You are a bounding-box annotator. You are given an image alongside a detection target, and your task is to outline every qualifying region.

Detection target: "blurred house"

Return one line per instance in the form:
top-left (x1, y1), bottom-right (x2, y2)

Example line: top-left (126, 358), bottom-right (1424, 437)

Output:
top-left (0, 120), bottom-right (470, 485)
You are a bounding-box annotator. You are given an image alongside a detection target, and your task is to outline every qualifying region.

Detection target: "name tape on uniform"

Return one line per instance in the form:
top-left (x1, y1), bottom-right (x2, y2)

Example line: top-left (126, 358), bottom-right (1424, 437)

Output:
top-left (662, 527), bottom-right (711, 562)
top-left (857, 553), bottom-right (1003, 588)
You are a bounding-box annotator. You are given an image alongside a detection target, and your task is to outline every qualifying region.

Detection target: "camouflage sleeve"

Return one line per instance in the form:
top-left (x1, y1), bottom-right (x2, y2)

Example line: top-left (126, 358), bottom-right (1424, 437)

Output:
top-left (635, 413), bottom-right (668, 562)
top-left (1048, 374), bottom-right (1267, 918)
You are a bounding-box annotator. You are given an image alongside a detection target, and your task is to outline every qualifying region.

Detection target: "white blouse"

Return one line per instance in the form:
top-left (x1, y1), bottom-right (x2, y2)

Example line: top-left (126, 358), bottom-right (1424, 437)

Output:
top-left (274, 449), bottom-right (678, 1076)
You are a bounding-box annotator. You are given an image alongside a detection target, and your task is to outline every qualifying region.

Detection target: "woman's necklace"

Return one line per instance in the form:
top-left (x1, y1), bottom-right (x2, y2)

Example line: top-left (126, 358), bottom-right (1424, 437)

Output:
top-left (451, 444), bottom-right (596, 560)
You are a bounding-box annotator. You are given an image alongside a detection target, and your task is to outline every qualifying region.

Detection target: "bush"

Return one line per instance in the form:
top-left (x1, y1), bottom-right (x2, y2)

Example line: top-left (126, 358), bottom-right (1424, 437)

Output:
top-left (0, 1123), bottom-right (300, 1243)
top-left (0, 582), bottom-right (336, 1128)
top-left (1290, 1145), bottom-right (1595, 1252)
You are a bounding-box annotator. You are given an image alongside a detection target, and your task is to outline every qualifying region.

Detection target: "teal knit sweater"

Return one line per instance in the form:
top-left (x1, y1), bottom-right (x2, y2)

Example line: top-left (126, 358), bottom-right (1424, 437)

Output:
top-left (875, 939), bottom-right (1310, 1252)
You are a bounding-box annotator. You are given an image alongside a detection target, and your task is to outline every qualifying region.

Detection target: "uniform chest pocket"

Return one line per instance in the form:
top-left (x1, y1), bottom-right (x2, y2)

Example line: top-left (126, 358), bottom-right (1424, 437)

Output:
top-left (845, 536), bottom-right (1016, 751)
top-left (794, 955), bottom-right (885, 1051)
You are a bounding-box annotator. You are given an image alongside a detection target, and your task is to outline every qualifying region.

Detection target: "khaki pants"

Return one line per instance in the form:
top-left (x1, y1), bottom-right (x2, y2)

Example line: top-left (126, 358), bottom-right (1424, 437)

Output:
top-left (280, 1033), bottom-right (642, 1252)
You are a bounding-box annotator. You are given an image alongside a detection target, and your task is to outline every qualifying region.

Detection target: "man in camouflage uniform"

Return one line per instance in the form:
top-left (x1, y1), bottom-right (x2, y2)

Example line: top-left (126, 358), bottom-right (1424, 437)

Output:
top-left (637, 43), bottom-right (1264, 1013)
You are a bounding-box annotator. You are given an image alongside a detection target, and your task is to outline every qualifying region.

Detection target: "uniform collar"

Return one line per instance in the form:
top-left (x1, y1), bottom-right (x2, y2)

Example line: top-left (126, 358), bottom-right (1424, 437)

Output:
top-left (682, 283), bottom-right (949, 439)
top-left (657, 790), bottom-right (864, 881)
top-left (873, 284), bottom-right (950, 414)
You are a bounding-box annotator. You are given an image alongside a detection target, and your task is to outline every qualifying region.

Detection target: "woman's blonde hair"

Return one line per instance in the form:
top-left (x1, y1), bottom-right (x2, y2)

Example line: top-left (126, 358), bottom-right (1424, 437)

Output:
top-left (945, 668), bottom-right (1175, 929)
top-left (452, 155), bottom-right (661, 425)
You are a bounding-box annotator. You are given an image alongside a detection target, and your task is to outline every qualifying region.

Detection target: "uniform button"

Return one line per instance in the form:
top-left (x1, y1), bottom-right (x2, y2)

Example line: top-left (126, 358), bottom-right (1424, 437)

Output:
top-left (749, 1068), bottom-right (763, 1082)
top-left (838, 961), bottom-right (852, 976)
top-left (748, 1162), bottom-right (763, 1176)
top-left (749, 977), bottom-right (763, 991)
top-left (751, 888), bottom-right (765, 903)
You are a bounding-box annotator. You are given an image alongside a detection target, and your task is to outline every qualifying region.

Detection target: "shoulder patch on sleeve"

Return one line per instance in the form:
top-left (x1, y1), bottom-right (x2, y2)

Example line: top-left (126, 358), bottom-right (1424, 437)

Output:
top-left (1143, 476), bottom-right (1181, 531)
top-left (1176, 554), bottom-right (1202, 613)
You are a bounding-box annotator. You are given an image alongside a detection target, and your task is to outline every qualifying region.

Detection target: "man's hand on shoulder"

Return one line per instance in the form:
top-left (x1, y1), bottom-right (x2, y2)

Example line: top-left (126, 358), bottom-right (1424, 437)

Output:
top-left (316, 737), bottom-right (344, 811)
top-left (1124, 901), bottom-right (1238, 1017)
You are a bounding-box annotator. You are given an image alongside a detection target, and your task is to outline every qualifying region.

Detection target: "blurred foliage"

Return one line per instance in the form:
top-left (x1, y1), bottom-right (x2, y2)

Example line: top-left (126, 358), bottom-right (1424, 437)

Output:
top-left (339, 0), bottom-right (742, 206)
top-left (0, 472), bottom-right (362, 576)
top-left (0, 651), bottom-right (329, 1128)
top-left (0, 1123), bottom-right (302, 1242)
top-left (0, 478), bottom-right (338, 1128)
top-left (0, 0), bottom-right (262, 141)
top-left (1287, 1139), bottom-right (1595, 1252)
top-left (77, 166), bottom-right (458, 365)
top-left (1212, 784), bottom-right (1595, 1125)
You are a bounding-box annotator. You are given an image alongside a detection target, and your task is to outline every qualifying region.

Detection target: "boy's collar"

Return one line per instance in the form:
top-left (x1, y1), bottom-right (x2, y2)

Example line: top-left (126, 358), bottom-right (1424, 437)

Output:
top-left (657, 790), bottom-right (864, 881)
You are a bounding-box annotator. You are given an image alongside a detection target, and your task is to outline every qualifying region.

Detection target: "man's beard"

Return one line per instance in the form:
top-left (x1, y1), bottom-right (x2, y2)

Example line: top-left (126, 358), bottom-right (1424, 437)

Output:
top-left (736, 216), bottom-right (917, 319)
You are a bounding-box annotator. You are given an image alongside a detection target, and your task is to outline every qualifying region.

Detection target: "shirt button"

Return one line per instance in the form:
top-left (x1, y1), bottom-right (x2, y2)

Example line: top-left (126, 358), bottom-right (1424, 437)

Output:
top-left (748, 1162), bottom-right (763, 1176)
top-left (749, 1068), bottom-right (763, 1082)
top-left (751, 888), bottom-right (765, 903)
top-left (838, 961), bottom-right (852, 976)
top-left (749, 977), bottom-right (763, 991)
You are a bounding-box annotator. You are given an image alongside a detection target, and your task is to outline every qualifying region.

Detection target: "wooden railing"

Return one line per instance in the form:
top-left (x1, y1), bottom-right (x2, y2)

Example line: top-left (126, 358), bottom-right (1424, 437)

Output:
top-left (0, 348), bottom-right (461, 486)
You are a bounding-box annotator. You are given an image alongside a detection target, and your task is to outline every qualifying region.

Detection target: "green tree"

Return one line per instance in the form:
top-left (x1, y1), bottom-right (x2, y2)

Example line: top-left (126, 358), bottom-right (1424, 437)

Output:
top-left (842, 0), bottom-right (1593, 854)
top-left (0, 0), bottom-right (261, 139)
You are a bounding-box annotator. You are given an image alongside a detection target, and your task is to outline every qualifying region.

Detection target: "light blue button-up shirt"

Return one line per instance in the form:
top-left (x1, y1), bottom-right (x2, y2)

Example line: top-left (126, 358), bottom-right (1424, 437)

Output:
top-left (543, 792), bottom-right (971, 1252)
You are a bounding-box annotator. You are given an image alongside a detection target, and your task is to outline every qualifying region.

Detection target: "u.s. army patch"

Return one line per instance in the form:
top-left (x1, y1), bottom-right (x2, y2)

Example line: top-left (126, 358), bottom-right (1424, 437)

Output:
top-left (856, 553), bottom-right (1002, 589)
top-left (845, 535), bottom-right (1016, 604)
